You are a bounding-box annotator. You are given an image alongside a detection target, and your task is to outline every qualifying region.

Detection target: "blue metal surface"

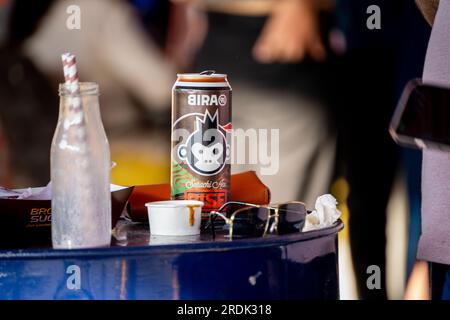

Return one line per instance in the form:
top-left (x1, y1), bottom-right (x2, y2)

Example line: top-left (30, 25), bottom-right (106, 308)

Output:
top-left (0, 220), bottom-right (343, 300)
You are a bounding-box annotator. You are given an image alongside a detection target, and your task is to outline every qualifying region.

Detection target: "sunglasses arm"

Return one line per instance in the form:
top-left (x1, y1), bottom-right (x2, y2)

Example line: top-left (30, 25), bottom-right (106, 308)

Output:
top-left (217, 201), bottom-right (261, 212)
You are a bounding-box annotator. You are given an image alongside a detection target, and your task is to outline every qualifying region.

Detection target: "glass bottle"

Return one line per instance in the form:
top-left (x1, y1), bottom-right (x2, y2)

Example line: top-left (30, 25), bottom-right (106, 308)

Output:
top-left (51, 82), bottom-right (111, 249)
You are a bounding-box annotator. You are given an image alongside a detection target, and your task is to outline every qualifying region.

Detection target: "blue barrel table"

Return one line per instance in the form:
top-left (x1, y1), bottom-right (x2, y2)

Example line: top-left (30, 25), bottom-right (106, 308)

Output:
top-left (0, 220), bottom-right (343, 300)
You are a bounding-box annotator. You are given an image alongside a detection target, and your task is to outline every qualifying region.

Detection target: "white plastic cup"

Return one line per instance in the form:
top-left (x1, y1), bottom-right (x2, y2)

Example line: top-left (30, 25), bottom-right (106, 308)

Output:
top-left (145, 200), bottom-right (204, 236)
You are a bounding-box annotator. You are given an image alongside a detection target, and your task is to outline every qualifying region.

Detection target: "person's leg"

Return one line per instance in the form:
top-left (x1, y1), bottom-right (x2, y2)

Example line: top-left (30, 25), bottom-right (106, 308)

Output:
top-left (339, 50), bottom-right (399, 300)
top-left (346, 135), bottom-right (397, 300)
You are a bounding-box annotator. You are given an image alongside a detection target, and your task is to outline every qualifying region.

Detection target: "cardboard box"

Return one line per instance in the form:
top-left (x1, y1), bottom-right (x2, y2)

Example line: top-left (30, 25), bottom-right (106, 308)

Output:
top-left (0, 185), bottom-right (133, 248)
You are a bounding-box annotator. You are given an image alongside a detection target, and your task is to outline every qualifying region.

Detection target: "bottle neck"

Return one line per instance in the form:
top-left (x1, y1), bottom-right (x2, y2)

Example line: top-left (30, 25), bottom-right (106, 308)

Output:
top-left (59, 82), bottom-right (99, 97)
top-left (54, 82), bottom-right (107, 154)
top-left (58, 82), bottom-right (100, 116)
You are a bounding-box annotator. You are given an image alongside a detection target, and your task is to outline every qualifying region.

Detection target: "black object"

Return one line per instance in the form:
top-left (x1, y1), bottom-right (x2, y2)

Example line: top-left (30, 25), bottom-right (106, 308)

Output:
top-left (390, 79), bottom-right (450, 151)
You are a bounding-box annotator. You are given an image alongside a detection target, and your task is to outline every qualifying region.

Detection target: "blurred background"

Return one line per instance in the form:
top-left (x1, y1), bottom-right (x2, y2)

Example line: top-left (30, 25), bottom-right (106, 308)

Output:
top-left (0, 0), bottom-right (433, 299)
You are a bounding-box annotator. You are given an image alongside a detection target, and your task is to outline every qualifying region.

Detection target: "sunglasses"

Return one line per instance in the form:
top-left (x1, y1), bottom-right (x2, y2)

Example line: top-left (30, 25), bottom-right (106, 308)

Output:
top-left (206, 201), bottom-right (307, 239)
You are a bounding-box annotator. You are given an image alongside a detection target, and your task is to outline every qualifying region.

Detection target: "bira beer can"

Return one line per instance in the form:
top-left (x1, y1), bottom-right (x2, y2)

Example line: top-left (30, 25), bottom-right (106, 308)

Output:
top-left (171, 71), bottom-right (232, 220)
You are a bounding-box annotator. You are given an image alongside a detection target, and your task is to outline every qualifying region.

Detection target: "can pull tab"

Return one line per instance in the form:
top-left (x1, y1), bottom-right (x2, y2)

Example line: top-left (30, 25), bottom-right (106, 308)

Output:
top-left (200, 70), bottom-right (216, 75)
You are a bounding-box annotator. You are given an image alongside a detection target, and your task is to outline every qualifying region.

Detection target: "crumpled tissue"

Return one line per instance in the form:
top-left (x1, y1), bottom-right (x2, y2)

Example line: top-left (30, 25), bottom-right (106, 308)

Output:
top-left (303, 194), bottom-right (341, 232)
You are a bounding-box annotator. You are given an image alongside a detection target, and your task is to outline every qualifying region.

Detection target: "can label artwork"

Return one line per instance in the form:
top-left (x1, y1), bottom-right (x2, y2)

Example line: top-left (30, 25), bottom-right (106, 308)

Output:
top-left (171, 73), bottom-right (231, 218)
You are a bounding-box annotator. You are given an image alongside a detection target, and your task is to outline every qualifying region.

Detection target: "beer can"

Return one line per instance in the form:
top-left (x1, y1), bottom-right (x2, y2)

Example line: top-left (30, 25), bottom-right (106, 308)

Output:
top-left (171, 71), bottom-right (232, 219)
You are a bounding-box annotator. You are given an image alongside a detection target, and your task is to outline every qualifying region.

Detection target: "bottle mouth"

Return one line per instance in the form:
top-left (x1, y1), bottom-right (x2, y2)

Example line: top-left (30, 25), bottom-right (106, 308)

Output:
top-left (59, 82), bottom-right (99, 96)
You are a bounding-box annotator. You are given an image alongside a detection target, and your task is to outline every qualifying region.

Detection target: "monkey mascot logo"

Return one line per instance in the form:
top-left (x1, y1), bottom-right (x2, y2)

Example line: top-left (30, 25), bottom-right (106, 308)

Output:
top-left (178, 109), bottom-right (230, 176)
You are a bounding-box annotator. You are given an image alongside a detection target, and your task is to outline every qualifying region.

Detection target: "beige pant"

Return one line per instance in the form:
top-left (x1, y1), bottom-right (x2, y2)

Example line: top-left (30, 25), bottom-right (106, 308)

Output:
top-left (231, 83), bottom-right (335, 208)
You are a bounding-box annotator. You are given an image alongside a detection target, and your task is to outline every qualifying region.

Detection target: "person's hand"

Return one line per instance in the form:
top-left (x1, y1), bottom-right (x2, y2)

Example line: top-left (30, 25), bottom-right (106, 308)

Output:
top-left (253, 0), bottom-right (326, 63)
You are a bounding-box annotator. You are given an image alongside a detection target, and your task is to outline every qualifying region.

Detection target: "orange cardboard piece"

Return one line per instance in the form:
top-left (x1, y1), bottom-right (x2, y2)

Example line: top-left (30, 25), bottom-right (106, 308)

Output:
top-left (128, 171), bottom-right (270, 222)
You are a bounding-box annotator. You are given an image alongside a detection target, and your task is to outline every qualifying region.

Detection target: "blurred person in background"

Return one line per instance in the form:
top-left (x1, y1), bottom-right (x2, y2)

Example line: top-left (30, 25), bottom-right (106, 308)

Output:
top-left (168, 0), bottom-right (433, 299)
top-left (0, 0), bottom-right (58, 187)
top-left (405, 0), bottom-right (450, 300)
top-left (0, 0), bottom-right (175, 187)
top-left (169, 0), bottom-right (337, 206)
top-left (170, 0), bottom-right (427, 300)
top-left (332, 0), bottom-right (429, 299)
top-left (24, 0), bottom-right (175, 133)
top-left (333, 0), bottom-right (402, 300)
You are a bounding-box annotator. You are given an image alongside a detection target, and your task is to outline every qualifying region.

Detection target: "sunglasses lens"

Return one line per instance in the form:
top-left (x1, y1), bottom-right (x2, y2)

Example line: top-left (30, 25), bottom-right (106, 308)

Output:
top-left (277, 203), bottom-right (307, 233)
top-left (229, 207), bottom-right (271, 237)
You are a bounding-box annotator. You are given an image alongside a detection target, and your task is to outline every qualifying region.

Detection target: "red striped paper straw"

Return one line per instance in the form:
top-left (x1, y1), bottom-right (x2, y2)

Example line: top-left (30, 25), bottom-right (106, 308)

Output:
top-left (61, 52), bottom-right (84, 134)
top-left (61, 52), bottom-right (81, 101)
